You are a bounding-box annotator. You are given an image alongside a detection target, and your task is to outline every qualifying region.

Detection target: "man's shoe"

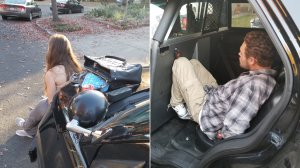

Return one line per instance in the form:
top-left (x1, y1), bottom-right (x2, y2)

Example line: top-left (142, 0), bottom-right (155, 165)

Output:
top-left (172, 104), bottom-right (191, 120)
top-left (16, 117), bottom-right (25, 128)
top-left (16, 130), bottom-right (33, 138)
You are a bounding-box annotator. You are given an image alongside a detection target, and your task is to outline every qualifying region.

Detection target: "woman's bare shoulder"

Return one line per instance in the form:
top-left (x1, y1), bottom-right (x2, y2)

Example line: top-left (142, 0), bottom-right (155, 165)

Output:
top-left (50, 65), bottom-right (65, 73)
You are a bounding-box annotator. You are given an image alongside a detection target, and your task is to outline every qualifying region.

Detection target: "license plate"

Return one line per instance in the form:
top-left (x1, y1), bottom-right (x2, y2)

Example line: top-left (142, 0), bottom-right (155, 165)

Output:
top-left (9, 7), bottom-right (15, 11)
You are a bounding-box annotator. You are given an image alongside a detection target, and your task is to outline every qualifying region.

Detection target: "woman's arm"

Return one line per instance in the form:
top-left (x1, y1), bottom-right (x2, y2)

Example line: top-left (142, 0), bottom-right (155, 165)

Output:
top-left (45, 70), bottom-right (56, 104)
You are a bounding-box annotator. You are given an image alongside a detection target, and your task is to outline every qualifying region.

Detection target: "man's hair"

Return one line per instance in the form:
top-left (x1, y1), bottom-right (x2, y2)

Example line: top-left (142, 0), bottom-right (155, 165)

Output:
top-left (244, 31), bottom-right (276, 67)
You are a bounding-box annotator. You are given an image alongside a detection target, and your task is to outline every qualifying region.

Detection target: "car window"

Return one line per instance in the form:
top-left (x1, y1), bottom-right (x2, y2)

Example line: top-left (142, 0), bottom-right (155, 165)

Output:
top-left (57, 0), bottom-right (68, 3)
top-left (5, 0), bottom-right (26, 4)
top-left (27, 0), bottom-right (34, 5)
top-left (168, 0), bottom-right (225, 39)
top-left (169, 1), bottom-right (204, 39)
top-left (150, 3), bottom-right (164, 38)
top-left (231, 3), bottom-right (262, 28)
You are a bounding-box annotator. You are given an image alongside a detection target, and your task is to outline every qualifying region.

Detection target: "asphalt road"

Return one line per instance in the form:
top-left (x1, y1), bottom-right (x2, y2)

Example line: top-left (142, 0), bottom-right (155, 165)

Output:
top-left (0, 19), bottom-right (46, 167)
top-left (0, 2), bottom-right (97, 166)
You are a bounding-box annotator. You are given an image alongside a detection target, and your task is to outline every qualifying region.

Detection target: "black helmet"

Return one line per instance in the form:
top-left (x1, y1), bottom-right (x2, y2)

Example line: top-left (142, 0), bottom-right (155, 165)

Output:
top-left (69, 90), bottom-right (108, 128)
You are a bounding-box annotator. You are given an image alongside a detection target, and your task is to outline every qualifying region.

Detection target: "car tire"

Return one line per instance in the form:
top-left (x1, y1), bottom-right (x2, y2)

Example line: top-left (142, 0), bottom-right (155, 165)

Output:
top-left (27, 13), bottom-right (32, 21)
top-left (38, 11), bottom-right (42, 18)
top-left (2, 15), bottom-right (7, 20)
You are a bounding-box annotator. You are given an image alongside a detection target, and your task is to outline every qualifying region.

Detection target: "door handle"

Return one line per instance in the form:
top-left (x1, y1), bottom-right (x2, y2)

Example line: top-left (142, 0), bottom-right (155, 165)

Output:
top-left (160, 46), bottom-right (169, 54)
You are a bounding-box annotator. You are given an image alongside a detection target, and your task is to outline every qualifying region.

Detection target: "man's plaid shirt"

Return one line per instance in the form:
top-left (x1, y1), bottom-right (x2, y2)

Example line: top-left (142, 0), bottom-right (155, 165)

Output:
top-left (199, 69), bottom-right (277, 139)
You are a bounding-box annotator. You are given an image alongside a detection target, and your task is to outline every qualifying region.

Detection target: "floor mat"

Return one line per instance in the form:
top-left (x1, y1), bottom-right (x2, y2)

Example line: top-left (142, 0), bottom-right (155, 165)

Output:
top-left (151, 118), bottom-right (187, 158)
top-left (170, 121), bottom-right (203, 158)
top-left (151, 118), bottom-right (204, 167)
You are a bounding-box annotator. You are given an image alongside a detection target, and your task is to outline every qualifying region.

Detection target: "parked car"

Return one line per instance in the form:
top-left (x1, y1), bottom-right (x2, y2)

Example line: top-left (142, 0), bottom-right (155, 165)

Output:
top-left (50, 0), bottom-right (83, 14)
top-left (0, 0), bottom-right (42, 21)
top-left (29, 57), bottom-right (150, 168)
top-left (250, 17), bottom-right (263, 28)
top-left (115, 0), bottom-right (133, 6)
top-left (151, 0), bottom-right (300, 168)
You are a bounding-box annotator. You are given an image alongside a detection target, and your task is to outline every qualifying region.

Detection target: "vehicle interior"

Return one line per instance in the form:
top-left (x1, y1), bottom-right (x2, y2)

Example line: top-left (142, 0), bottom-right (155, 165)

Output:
top-left (151, 0), bottom-right (299, 167)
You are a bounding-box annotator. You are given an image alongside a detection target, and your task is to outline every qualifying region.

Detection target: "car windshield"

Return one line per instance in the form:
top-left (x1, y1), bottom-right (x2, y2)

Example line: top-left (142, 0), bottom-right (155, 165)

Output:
top-left (57, 0), bottom-right (68, 3)
top-left (5, 0), bottom-right (26, 4)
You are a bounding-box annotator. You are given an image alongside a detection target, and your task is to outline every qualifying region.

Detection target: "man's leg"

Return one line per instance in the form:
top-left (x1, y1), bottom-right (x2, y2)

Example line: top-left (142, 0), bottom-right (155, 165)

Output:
top-left (190, 59), bottom-right (218, 87)
top-left (170, 57), bottom-right (206, 123)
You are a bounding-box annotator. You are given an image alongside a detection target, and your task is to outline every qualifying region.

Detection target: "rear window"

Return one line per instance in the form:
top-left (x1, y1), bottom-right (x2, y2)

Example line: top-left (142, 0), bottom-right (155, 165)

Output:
top-left (57, 0), bottom-right (68, 3)
top-left (231, 3), bottom-right (262, 28)
top-left (168, 0), bottom-right (225, 39)
top-left (5, 0), bottom-right (26, 4)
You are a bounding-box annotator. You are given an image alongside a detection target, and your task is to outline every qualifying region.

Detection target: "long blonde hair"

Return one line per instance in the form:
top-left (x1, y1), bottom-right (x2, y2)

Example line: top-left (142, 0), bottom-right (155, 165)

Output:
top-left (45, 34), bottom-right (82, 92)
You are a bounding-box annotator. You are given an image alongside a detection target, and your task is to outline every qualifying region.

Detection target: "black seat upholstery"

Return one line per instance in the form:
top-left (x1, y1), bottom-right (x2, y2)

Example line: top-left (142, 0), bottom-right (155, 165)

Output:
top-left (195, 69), bottom-right (285, 151)
top-left (246, 70), bottom-right (284, 132)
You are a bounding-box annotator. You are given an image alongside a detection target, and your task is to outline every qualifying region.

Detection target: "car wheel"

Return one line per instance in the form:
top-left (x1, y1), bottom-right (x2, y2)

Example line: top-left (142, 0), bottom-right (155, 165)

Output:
top-left (38, 11), bottom-right (42, 18)
top-left (28, 13), bottom-right (32, 21)
top-left (2, 15), bottom-right (7, 20)
top-left (68, 9), bottom-right (72, 14)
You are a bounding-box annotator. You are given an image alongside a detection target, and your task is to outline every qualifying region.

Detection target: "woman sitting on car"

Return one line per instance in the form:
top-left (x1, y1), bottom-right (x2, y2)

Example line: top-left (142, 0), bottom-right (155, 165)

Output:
top-left (15, 34), bottom-right (82, 138)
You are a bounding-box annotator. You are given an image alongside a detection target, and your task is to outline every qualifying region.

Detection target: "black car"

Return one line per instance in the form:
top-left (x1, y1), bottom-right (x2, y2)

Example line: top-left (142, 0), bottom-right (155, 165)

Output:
top-left (31, 57), bottom-right (150, 168)
top-left (50, 0), bottom-right (83, 14)
top-left (250, 17), bottom-right (263, 28)
top-left (0, 0), bottom-right (42, 21)
top-left (151, 0), bottom-right (300, 167)
top-left (115, 0), bottom-right (134, 6)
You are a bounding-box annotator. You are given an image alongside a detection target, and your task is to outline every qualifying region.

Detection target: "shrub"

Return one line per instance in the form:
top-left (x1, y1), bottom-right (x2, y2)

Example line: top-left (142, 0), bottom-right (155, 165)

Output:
top-left (127, 4), bottom-right (148, 20)
top-left (52, 23), bottom-right (82, 32)
top-left (113, 11), bottom-right (124, 21)
top-left (88, 3), bottom-right (121, 19)
top-left (86, 2), bottom-right (149, 29)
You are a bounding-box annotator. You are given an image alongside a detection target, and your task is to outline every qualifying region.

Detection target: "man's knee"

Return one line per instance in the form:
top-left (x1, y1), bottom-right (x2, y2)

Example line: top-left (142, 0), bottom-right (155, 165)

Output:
top-left (190, 59), bottom-right (200, 64)
top-left (173, 57), bottom-right (190, 71)
top-left (190, 59), bottom-right (204, 67)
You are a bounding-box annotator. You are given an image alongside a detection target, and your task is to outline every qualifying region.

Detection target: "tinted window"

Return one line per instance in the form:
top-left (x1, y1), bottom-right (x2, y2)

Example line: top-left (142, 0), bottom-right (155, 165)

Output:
top-left (231, 3), bottom-right (262, 28)
top-left (169, 1), bottom-right (204, 39)
top-left (168, 0), bottom-right (225, 39)
top-left (202, 0), bottom-right (223, 33)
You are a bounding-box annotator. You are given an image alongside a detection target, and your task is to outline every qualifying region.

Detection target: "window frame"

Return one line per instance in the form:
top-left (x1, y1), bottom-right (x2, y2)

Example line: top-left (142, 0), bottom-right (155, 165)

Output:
top-left (164, 0), bottom-right (228, 42)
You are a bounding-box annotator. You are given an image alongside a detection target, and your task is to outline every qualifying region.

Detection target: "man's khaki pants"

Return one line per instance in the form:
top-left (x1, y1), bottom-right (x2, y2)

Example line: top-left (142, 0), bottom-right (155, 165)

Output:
top-left (170, 57), bottom-right (217, 123)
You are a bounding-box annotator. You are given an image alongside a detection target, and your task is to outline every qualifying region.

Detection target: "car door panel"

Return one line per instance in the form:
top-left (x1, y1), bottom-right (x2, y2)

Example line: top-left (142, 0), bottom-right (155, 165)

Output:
top-left (151, 38), bottom-right (205, 132)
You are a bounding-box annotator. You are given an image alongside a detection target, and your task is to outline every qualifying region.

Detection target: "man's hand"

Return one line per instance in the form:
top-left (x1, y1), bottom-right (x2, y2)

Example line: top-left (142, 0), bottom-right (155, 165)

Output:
top-left (174, 48), bottom-right (182, 59)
